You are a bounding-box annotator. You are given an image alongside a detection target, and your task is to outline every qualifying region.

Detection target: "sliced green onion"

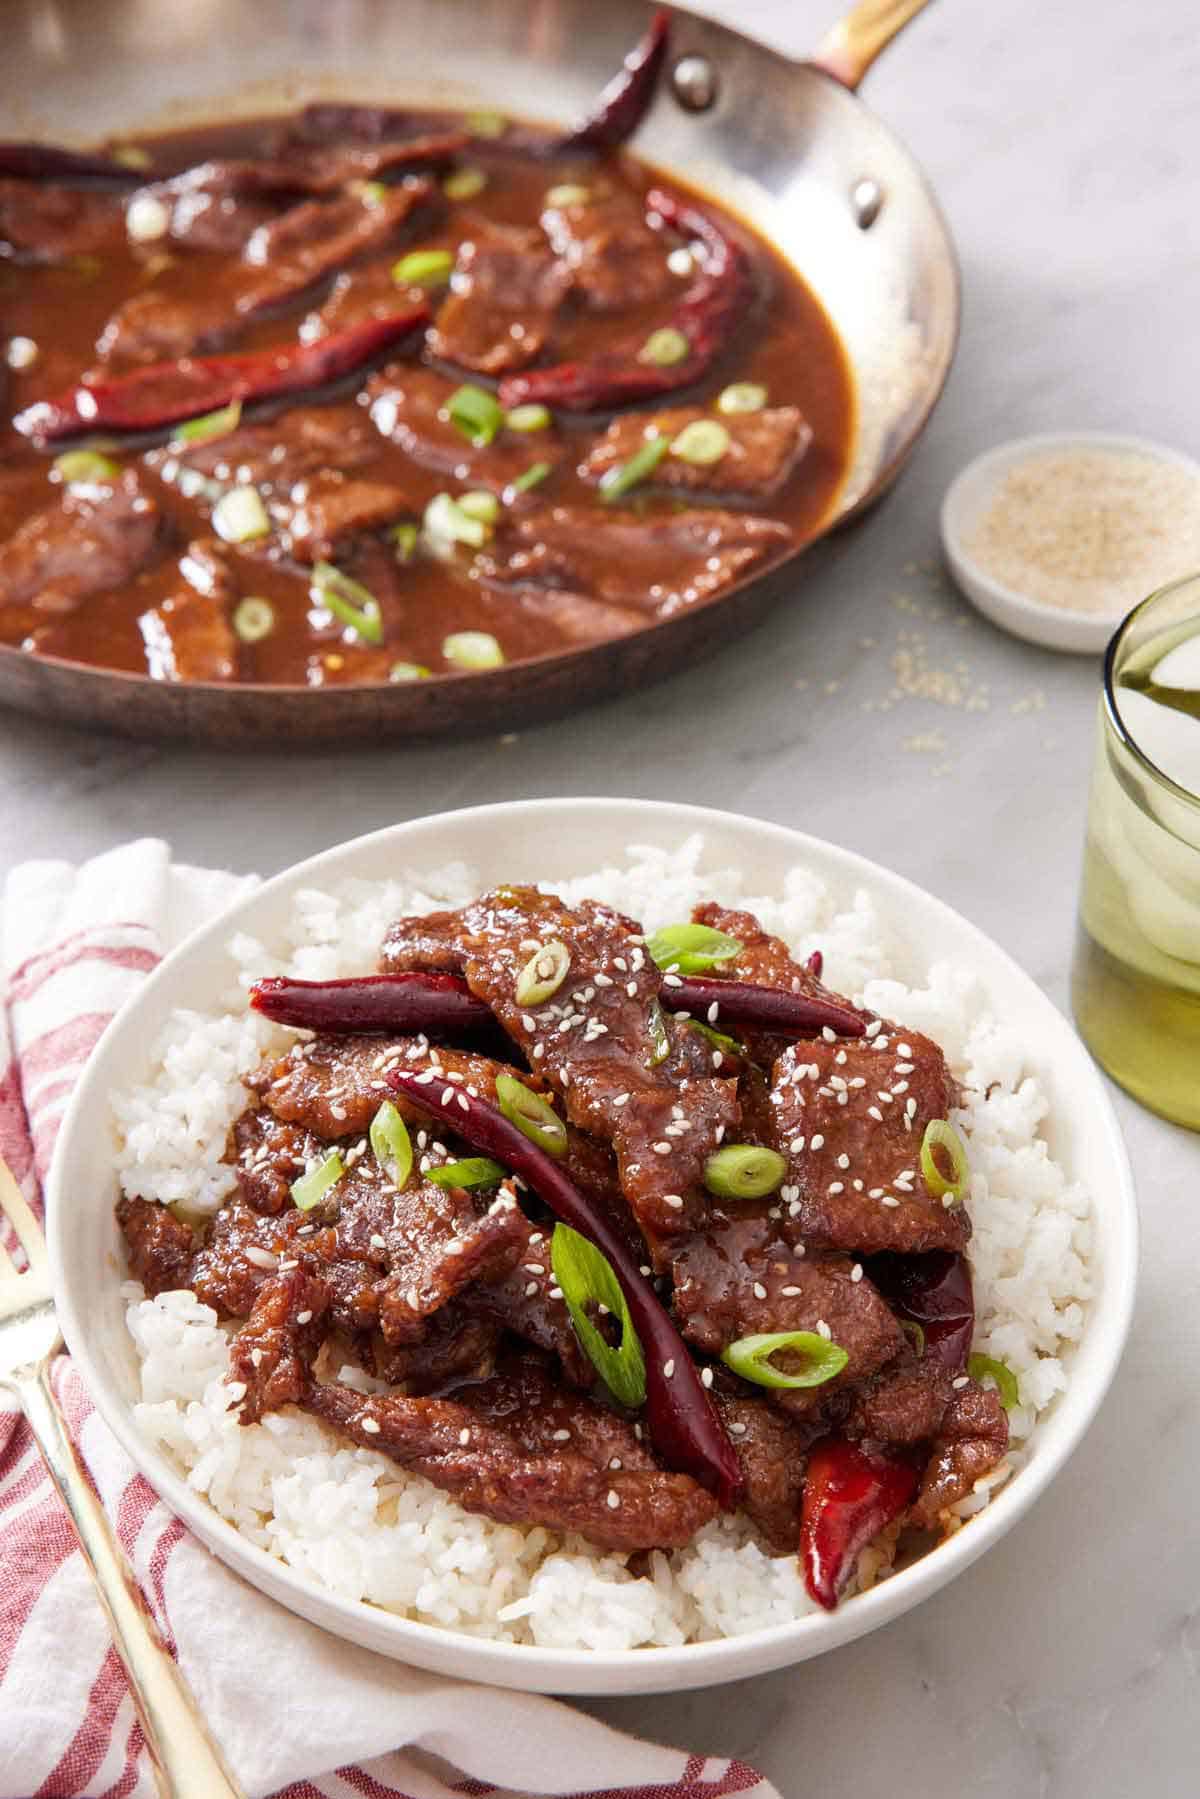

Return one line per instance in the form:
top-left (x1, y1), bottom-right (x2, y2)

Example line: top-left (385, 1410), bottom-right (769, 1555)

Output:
top-left (506, 403), bottom-right (552, 433)
top-left (968, 1352), bottom-right (1019, 1411)
top-left (599, 433), bottom-right (668, 503)
top-left (425, 492), bottom-right (489, 550)
top-left (427, 1156), bottom-right (506, 1189)
top-left (52, 449), bottom-right (120, 487)
top-left (457, 489), bottom-right (500, 524)
top-left (392, 248), bottom-right (454, 288)
top-left (466, 109), bottom-right (508, 138)
top-left (112, 143), bottom-right (153, 170)
top-left (920, 1118), bottom-right (969, 1203)
top-left (369, 1100), bottom-right (413, 1190)
top-left (544, 183), bottom-right (591, 208)
top-left (495, 1071), bottom-right (567, 1156)
top-left (311, 561), bottom-right (383, 645)
top-left (444, 629), bottom-right (505, 670)
top-left (637, 326), bottom-right (690, 367)
top-left (448, 383), bottom-right (506, 447)
top-left (350, 178), bottom-right (389, 206)
top-left (515, 939), bottom-right (571, 1006)
top-left (389, 521), bottom-right (419, 562)
top-left (646, 996), bottom-right (671, 1067)
top-left (389, 661), bottom-right (432, 682)
top-left (444, 165), bottom-right (487, 200)
top-left (688, 1017), bottom-right (746, 1059)
top-left (901, 1319), bottom-right (926, 1357)
top-left (509, 461), bottom-right (551, 497)
top-left (551, 1223), bottom-right (646, 1408)
top-left (646, 921), bottom-right (743, 975)
top-left (232, 596), bottom-right (275, 644)
top-left (722, 1330), bottom-right (848, 1390)
top-left (716, 382), bottom-right (768, 415)
top-left (212, 485), bottom-right (270, 543)
top-left (669, 419), bottom-right (730, 466)
top-left (704, 1144), bottom-right (787, 1201)
top-left (291, 1149), bottom-right (344, 1212)
top-left (173, 399), bottom-right (242, 446)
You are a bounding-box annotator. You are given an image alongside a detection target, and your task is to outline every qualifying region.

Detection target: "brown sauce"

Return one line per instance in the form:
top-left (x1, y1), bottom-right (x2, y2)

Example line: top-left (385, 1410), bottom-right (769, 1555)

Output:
top-left (0, 112), bottom-right (854, 687)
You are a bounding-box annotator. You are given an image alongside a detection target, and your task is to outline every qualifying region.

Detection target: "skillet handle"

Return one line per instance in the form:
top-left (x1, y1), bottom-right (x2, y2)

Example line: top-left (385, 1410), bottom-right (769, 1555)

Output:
top-left (810, 0), bottom-right (936, 90)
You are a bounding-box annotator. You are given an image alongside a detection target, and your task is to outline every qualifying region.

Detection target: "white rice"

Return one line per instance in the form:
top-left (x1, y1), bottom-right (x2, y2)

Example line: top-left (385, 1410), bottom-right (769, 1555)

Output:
top-left (114, 836), bottom-right (1093, 1649)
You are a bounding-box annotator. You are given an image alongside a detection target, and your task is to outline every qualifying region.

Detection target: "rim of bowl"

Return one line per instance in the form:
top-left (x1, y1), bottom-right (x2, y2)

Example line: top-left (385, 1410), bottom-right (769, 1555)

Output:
top-left (46, 798), bottom-right (1140, 1687)
top-left (940, 430), bottom-right (1200, 648)
top-left (1102, 572), bottom-right (1200, 815)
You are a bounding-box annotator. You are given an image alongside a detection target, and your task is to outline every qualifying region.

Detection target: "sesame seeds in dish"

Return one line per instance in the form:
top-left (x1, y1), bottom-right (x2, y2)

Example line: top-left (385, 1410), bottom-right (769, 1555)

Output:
top-left (111, 838), bottom-right (1092, 1650)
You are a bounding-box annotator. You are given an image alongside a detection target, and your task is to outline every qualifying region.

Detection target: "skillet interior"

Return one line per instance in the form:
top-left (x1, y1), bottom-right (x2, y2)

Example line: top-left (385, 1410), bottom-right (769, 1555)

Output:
top-left (1, 0), bottom-right (959, 743)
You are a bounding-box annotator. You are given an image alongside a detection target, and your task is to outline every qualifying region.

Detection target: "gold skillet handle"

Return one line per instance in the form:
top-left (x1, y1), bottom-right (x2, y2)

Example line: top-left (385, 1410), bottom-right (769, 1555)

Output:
top-left (811, 0), bottom-right (937, 91)
top-left (16, 1360), bottom-right (245, 1799)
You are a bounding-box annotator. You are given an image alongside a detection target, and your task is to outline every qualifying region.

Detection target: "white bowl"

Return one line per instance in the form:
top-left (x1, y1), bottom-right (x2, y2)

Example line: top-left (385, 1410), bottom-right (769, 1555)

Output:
top-left (940, 431), bottom-right (1200, 653)
top-left (47, 799), bottom-right (1138, 1696)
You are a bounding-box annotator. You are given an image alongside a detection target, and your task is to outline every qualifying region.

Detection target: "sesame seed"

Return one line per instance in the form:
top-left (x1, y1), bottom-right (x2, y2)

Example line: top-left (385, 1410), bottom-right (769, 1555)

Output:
top-left (781, 1285), bottom-right (802, 1296)
top-left (607, 1490), bottom-right (621, 1509)
top-left (897, 1042), bottom-right (913, 1057)
top-left (906, 1097), bottom-right (918, 1118)
top-left (851, 1264), bottom-right (863, 1283)
top-left (865, 1019), bottom-right (882, 1037)
top-left (244, 1246), bottom-right (279, 1270)
top-left (525, 1281), bottom-right (539, 1297)
top-left (548, 1286), bottom-right (563, 1300)
top-left (822, 1027), bottom-right (836, 1043)
top-left (868, 1106), bottom-right (883, 1122)
top-left (522, 1014), bottom-right (536, 1031)
top-left (953, 1374), bottom-right (970, 1390)
top-left (790, 1137), bottom-right (806, 1153)
top-left (594, 972), bottom-right (613, 987)
top-left (663, 1359), bottom-right (675, 1378)
top-left (653, 1141), bottom-right (673, 1155)
top-left (701, 1367), bottom-right (714, 1388)
top-left (816, 1319), bottom-right (831, 1339)
top-left (836, 1153), bottom-right (850, 1169)
top-left (707, 1002), bottom-right (719, 1023)
top-left (552, 1428), bottom-right (571, 1441)
top-left (296, 1309), bottom-right (313, 1324)
top-left (827, 1181), bottom-right (844, 1194)
top-left (370, 1233), bottom-right (386, 1249)
top-left (626, 980), bottom-right (639, 998)
top-left (712, 1051), bottom-right (724, 1070)
top-left (893, 1080), bottom-right (910, 1096)
top-left (663, 1194), bottom-right (685, 1210)
top-left (361, 1416), bottom-right (381, 1435)
top-left (250, 1348), bottom-right (263, 1367)
top-left (226, 1381), bottom-right (247, 1401)
top-left (730, 1421), bottom-right (747, 1435)
top-left (895, 1062), bottom-right (915, 1074)
top-left (882, 1196), bottom-right (901, 1208)
top-left (663, 973), bottom-right (684, 988)
top-left (753, 1281), bottom-right (767, 1299)
top-left (613, 1091), bottom-right (631, 1107)
top-left (810, 1133), bottom-right (825, 1150)
top-left (458, 1428), bottom-right (471, 1445)
top-left (835, 1049), bottom-right (847, 1065)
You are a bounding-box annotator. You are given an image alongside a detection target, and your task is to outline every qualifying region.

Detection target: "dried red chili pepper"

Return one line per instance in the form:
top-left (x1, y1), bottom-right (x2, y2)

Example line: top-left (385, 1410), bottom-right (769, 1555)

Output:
top-left (251, 968), bottom-right (865, 1042)
top-left (388, 1065), bottom-right (744, 1509)
top-left (864, 1251), bottom-right (975, 1373)
top-left (800, 1437), bottom-right (919, 1611)
top-left (558, 8), bottom-right (672, 152)
top-left (497, 187), bottom-right (752, 413)
top-left (14, 304), bottom-right (429, 444)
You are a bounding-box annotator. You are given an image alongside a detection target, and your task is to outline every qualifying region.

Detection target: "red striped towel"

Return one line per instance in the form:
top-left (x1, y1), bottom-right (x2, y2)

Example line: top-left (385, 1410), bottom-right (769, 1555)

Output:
top-left (0, 840), bottom-right (777, 1799)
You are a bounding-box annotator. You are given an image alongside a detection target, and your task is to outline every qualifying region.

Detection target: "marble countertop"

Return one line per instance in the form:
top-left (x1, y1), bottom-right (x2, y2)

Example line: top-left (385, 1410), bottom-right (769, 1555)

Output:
top-left (3, 1), bottom-right (1198, 1792)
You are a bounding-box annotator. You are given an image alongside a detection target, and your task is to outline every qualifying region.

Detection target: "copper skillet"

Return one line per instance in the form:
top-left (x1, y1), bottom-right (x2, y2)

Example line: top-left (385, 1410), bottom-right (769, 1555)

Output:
top-left (1, 0), bottom-right (955, 745)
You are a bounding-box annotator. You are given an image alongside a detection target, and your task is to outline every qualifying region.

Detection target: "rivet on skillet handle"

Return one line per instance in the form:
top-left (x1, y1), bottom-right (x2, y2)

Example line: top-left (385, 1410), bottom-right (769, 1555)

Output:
top-left (811, 0), bottom-right (937, 91)
top-left (671, 52), bottom-right (718, 113)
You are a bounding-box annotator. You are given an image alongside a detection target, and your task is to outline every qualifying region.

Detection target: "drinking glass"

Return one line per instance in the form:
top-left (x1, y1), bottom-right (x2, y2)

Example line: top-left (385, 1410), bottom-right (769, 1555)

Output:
top-left (1071, 573), bottom-right (1200, 1130)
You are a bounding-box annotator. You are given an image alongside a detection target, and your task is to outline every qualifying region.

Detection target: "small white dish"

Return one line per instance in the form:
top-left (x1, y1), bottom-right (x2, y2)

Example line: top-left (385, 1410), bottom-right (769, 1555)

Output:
top-left (941, 431), bottom-right (1200, 654)
top-left (46, 799), bottom-right (1138, 1696)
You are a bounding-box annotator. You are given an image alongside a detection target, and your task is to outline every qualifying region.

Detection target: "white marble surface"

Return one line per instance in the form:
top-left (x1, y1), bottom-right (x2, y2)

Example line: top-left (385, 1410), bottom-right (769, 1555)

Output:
top-left (3, 1), bottom-right (1199, 1793)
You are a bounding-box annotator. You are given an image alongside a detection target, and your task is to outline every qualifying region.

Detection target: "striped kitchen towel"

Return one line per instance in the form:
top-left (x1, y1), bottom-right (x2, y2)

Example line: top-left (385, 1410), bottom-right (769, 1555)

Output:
top-left (0, 838), bottom-right (777, 1799)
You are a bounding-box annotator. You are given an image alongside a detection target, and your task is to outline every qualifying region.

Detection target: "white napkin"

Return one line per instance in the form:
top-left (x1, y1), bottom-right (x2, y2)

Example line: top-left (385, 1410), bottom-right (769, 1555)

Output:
top-left (0, 838), bottom-right (777, 1799)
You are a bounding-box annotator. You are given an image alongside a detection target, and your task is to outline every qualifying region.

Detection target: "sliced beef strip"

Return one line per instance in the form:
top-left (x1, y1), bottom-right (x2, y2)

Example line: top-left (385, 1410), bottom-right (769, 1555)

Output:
top-left (190, 1197), bottom-right (314, 1320)
top-left (580, 407), bottom-right (812, 499)
top-left (230, 1106), bottom-right (324, 1216)
top-left (228, 1267), bottom-right (332, 1423)
top-left (0, 472), bottom-right (163, 616)
top-left (366, 364), bottom-right (562, 493)
top-left (428, 220), bottom-right (571, 374)
top-left (93, 282), bottom-right (235, 368)
top-left (472, 580), bottom-right (646, 646)
top-left (472, 505), bottom-right (793, 618)
top-left (0, 178), bottom-right (124, 261)
top-left (908, 1380), bottom-right (1009, 1527)
top-left (380, 888), bottom-right (740, 1259)
top-left (770, 1027), bottom-right (970, 1256)
top-left (712, 1385), bottom-right (808, 1554)
top-left (362, 1305), bottom-right (501, 1394)
top-left (303, 262), bottom-right (415, 337)
top-left (138, 538), bottom-right (238, 682)
top-left (303, 1352), bottom-right (720, 1551)
top-left (540, 186), bottom-right (678, 313)
top-left (670, 1209), bottom-right (905, 1424)
top-left (459, 1209), bottom-right (592, 1388)
top-left (116, 1195), bottom-right (196, 1297)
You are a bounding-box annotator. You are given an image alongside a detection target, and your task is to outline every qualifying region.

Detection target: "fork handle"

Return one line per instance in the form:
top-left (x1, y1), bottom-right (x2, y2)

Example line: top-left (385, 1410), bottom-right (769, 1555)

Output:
top-left (15, 1360), bottom-right (245, 1799)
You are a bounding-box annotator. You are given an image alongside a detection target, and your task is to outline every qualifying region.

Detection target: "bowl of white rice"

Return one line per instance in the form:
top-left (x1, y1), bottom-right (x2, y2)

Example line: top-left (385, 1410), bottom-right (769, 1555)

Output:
top-left (46, 799), bottom-right (1137, 1695)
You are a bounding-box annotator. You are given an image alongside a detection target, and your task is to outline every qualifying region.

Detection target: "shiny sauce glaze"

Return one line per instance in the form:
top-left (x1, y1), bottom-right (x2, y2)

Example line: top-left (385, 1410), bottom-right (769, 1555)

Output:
top-left (0, 111), bottom-right (853, 687)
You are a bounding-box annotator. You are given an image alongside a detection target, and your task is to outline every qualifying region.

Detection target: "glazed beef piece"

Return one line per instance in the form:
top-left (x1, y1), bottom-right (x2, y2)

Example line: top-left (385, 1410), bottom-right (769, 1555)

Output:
top-left (0, 472), bottom-right (163, 616)
top-left (304, 261), bottom-right (413, 336)
top-left (580, 406), bottom-right (812, 499)
top-left (228, 1267), bottom-right (331, 1423)
top-left (473, 505), bottom-right (793, 617)
top-left (0, 178), bottom-right (124, 261)
top-left (770, 1026), bottom-right (970, 1256)
top-left (116, 1195), bottom-right (195, 1296)
top-left (138, 540), bottom-right (239, 682)
top-left (189, 1197), bottom-right (314, 1320)
top-left (304, 1350), bottom-right (720, 1551)
top-left (713, 1387), bottom-right (809, 1553)
top-left (459, 1209), bottom-right (592, 1388)
top-left (540, 185), bottom-right (678, 313)
top-left (230, 1106), bottom-right (326, 1216)
top-left (363, 1304), bottom-right (501, 1394)
top-left (909, 1378), bottom-right (1009, 1526)
top-left (428, 221), bottom-right (571, 374)
top-left (366, 364), bottom-right (562, 492)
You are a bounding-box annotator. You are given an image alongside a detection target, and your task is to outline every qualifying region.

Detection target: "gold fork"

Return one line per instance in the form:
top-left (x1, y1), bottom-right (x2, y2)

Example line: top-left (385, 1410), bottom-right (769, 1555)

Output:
top-left (0, 1158), bottom-right (244, 1799)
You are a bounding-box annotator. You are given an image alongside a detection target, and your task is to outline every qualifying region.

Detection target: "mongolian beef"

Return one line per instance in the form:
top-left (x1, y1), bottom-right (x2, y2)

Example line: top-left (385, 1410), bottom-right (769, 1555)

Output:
top-left (0, 12), bottom-right (853, 687)
top-left (117, 886), bottom-right (1011, 1612)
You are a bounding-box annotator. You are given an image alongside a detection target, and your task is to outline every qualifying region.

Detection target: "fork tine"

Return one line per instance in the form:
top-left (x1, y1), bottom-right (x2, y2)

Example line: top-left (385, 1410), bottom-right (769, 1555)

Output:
top-left (0, 1156), bottom-right (48, 1273)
